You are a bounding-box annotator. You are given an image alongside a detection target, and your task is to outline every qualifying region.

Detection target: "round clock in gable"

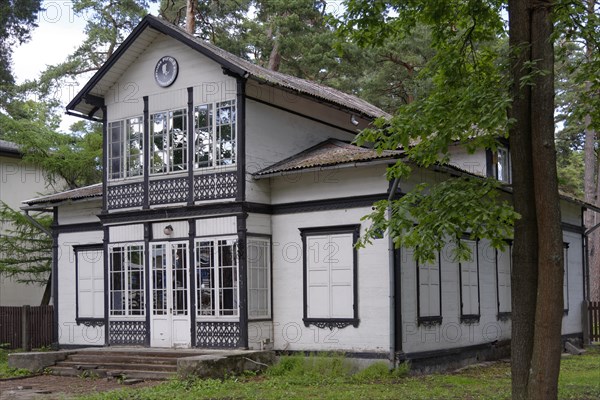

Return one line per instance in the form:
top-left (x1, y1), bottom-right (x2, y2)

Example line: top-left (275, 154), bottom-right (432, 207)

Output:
top-left (154, 56), bottom-right (179, 88)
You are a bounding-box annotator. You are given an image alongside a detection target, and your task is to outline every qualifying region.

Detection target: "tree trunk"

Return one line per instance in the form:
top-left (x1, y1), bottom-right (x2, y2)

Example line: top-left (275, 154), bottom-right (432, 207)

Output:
top-left (268, 35), bottom-right (281, 71)
top-left (508, 1), bottom-right (538, 399)
top-left (186, 0), bottom-right (195, 35)
top-left (528, 1), bottom-right (564, 399)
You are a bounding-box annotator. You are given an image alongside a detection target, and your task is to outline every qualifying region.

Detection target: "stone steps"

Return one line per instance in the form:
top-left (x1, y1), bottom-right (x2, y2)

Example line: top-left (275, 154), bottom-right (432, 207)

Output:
top-left (48, 350), bottom-right (184, 381)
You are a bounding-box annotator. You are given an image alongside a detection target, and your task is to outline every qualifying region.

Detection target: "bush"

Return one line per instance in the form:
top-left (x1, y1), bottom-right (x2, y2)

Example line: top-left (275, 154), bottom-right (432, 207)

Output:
top-left (351, 361), bottom-right (410, 383)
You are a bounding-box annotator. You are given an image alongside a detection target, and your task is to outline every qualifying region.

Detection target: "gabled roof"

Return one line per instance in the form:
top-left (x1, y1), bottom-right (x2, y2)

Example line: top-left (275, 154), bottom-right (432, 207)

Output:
top-left (67, 14), bottom-right (389, 122)
top-left (0, 139), bottom-right (21, 157)
top-left (23, 183), bottom-right (102, 206)
top-left (254, 139), bottom-right (403, 178)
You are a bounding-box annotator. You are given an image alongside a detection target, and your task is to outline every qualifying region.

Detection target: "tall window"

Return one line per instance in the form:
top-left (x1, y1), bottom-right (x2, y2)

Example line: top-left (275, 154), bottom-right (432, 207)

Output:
top-left (195, 238), bottom-right (239, 317)
top-left (497, 147), bottom-right (511, 183)
top-left (496, 244), bottom-right (512, 315)
top-left (301, 225), bottom-right (360, 328)
top-left (107, 117), bottom-right (143, 179)
top-left (417, 251), bottom-right (442, 323)
top-left (564, 243), bottom-right (569, 312)
top-left (248, 238), bottom-right (271, 319)
top-left (76, 246), bottom-right (104, 320)
top-left (194, 100), bottom-right (236, 168)
top-left (459, 239), bottom-right (480, 320)
top-left (109, 244), bottom-right (145, 317)
top-left (151, 109), bottom-right (187, 174)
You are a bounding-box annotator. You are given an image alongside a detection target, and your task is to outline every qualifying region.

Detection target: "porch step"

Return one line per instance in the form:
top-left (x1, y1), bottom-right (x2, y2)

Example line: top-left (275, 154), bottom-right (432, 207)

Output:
top-left (48, 350), bottom-right (187, 381)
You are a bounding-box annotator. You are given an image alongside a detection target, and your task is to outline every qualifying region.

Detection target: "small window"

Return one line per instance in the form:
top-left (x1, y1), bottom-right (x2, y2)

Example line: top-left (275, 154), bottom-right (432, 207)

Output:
top-left (497, 147), bottom-right (511, 183)
top-left (300, 225), bottom-right (360, 329)
top-left (417, 251), bottom-right (442, 324)
top-left (459, 239), bottom-right (480, 321)
top-left (247, 238), bottom-right (271, 320)
top-left (194, 100), bottom-right (237, 168)
top-left (108, 117), bottom-right (144, 180)
top-left (496, 243), bottom-right (512, 316)
top-left (109, 244), bottom-right (145, 317)
top-left (108, 121), bottom-right (124, 179)
top-left (75, 245), bottom-right (104, 321)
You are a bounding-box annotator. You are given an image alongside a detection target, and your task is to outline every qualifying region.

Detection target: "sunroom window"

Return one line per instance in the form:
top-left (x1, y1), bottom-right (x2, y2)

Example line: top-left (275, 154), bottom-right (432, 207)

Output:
top-left (107, 117), bottom-right (143, 180)
top-left (150, 109), bottom-right (187, 174)
top-left (194, 100), bottom-right (236, 168)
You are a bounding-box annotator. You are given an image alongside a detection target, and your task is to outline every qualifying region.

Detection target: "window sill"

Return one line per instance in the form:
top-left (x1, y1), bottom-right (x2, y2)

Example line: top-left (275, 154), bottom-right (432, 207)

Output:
top-left (497, 312), bottom-right (511, 321)
top-left (303, 318), bottom-right (359, 330)
top-left (460, 315), bottom-right (480, 324)
top-left (76, 318), bottom-right (105, 327)
top-left (418, 316), bottom-right (443, 327)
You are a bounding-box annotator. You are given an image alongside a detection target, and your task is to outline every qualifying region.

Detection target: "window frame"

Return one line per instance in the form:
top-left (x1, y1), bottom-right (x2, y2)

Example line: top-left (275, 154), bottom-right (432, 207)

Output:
top-left (496, 146), bottom-right (511, 184)
top-left (194, 237), bottom-right (240, 320)
top-left (496, 240), bottom-right (512, 319)
top-left (150, 108), bottom-right (188, 175)
top-left (74, 244), bottom-right (104, 325)
top-left (247, 236), bottom-right (272, 321)
top-left (194, 100), bottom-right (237, 168)
top-left (458, 238), bottom-right (481, 323)
top-left (416, 250), bottom-right (443, 326)
top-left (107, 117), bottom-right (144, 180)
top-left (108, 243), bottom-right (146, 318)
top-left (300, 224), bottom-right (360, 329)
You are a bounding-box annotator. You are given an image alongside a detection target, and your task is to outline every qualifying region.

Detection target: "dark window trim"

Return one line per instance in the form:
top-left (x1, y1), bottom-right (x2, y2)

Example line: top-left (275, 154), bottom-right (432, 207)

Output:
top-left (564, 242), bottom-right (569, 314)
top-left (247, 234), bottom-right (273, 322)
top-left (74, 244), bottom-right (105, 326)
top-left (458, 238), bottom-right (481, 322)
top-left (416, 250), bottom-right (443, 326)
top-left (495, 241), bottom-right (513, 319)
top-left (299, 224), bottom-right (360, 329)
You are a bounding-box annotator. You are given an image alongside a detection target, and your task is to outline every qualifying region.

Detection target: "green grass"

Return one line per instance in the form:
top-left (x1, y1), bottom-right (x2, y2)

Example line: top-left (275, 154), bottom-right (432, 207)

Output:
top-left (51, 346), bottom-right (600, 399)
top-left (0, 348), bottom-right (32, 379)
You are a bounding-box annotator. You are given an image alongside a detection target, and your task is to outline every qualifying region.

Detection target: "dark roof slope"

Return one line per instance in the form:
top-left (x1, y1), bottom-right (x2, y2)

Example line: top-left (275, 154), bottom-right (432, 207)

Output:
top-left (67, 14), bottom-right (389, 121)
top-left (254, 139), bottom-right (403, 177)
top-left (0, 139), bottom-right (21, 157)
top-left (23, 183), bottom-right (102, 206)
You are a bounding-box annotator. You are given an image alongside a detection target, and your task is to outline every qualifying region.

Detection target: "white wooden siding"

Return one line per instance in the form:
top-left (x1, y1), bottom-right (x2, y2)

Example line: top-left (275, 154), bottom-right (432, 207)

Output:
top-left (152, 220), bottom-right (189, 240)
top-left (247, 213), bottom-right (272, 235)
top-left (109, 224), bottom-right (144, 242)
top-left (561, 231), bottom-right (584, 335)
top-left (57, 231), bottom-right (105, 346)
top-left (195, 216), bottom-right (237, 236)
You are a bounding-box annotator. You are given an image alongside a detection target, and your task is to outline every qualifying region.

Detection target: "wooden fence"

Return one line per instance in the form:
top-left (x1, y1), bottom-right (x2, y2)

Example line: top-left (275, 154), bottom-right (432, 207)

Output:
top-left (590, 301), bottom-right (600, 343)
top-left (0, 305), bottom-right (53, 350)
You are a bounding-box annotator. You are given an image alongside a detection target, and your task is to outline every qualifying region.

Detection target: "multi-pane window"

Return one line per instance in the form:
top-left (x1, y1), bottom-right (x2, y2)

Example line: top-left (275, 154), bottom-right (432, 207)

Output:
top-left (301, 226), bottom-right (359, 326)
top-left (417, 251), bottom-right (442, 321)
top-left (110, 244), bottom-right (145, 317)
top-left (460, 239), bottom-right (480, 318)
top-left (107, 117), bottom-right (143, 179)
top-left (195, 239), bottom-right (239, 317)
top-left (151, 109), bottom-right (187, 174)
top-left (496, 245), bottom-right (512, 314)
top-left (194, 100), bottom-right (236, 168)
top-left (76, 247), bottom-right (104, 319)
top-left (248, 238), bottom-right (271, 319)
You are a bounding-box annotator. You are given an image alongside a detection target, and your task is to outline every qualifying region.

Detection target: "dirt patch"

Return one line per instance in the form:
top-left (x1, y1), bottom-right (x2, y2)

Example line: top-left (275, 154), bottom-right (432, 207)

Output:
top-left (0, 374), bottom-right (162, 399)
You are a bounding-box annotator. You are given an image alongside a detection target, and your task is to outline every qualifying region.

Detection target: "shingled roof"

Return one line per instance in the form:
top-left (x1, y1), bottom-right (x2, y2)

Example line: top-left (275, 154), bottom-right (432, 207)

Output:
top-left (67, 14), bottom-right (389, 122)
top-left (254, 139), bottom-right (403, 178)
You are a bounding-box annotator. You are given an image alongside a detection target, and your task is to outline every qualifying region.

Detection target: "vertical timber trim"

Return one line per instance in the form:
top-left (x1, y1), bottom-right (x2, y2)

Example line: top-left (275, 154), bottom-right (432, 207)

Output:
top-left (236, 77), bottom-right (246, 203)
top-left (188, 219), bottom-right (197, 347)
top-left (51, 209), bottom-right (59, 348)
top-left (101, 106), bottom-right (108, 213)
top-left (237, 214), bottom-right (248, 348)
top-left (187, 87), bottom-right (194, 206)
top-left (394, 248), bottom-right (403, 357)
top-left (143, 96), bottom-right (150, 209)
top-left (144, 222), bottom-right (151, 346)
top-left (103, 226), bottom-right (110, 345)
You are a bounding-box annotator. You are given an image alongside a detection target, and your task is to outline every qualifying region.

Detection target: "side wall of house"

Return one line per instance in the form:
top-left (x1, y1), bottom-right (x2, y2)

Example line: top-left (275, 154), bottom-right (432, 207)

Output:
top-left (245, 99), bottom-right (357, 204)
top-left (0, 155), bottom-right (56, 306)
top-left (56, 201), bottom-right (104, 346)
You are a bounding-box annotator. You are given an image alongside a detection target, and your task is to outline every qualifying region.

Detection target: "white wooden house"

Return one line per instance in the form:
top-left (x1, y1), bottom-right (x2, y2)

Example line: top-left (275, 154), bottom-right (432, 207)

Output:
top-left (22, 15), bottom-right (590, 367)
top-left (0, 139), bottom-right (56, 306)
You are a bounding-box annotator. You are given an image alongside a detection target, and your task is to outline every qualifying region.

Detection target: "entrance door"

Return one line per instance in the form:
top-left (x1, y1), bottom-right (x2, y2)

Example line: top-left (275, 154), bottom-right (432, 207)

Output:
top-left (150, 242), bottom-right (191, 347)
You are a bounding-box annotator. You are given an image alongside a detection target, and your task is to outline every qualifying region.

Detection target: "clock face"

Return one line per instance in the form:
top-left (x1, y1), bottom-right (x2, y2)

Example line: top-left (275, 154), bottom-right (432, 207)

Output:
top-left (154, 56), bottom-right (179, 88)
